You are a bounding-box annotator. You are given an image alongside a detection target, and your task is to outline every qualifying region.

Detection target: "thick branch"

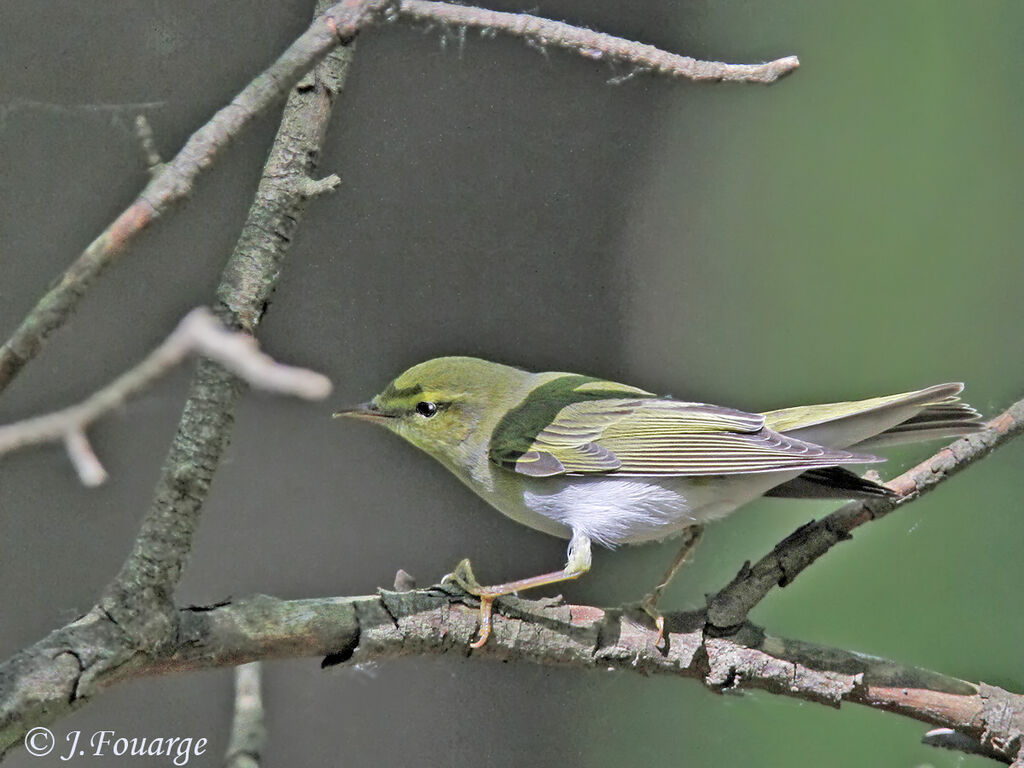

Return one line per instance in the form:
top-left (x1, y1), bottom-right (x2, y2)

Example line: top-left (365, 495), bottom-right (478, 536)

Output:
top-left (97, 4), bottom-right (357, 653)
top-left (3, 591), bottom-right (1020, 764)
top-left (398, 1), bottom-right (799, 83)
top-left (3, 382), bottom-right (1020, 760)
top-left (706, 395), bottom-right (1024, 631)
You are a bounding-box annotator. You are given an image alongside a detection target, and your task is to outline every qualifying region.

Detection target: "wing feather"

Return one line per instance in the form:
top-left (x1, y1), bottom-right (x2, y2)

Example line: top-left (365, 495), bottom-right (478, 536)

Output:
top-left (505, 398), bottom-right (881, 477)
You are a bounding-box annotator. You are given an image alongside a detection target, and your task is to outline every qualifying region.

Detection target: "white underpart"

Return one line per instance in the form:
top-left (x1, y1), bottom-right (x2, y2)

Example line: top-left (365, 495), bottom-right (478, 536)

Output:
top-left (523, 477), bottom-right (695, 548)
top-left (450, 451), bottom-right (803, 550)
top-left (519, 472), bottom-right (805, 548)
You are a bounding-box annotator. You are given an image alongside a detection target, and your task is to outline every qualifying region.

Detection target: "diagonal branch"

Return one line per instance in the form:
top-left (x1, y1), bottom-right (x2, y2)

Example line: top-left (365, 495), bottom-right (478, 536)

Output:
top-left (0, 1), bottom-right (797, 396)
top-left (0, 0), bottom-right (389, 395)
top-left (0, 308), bottom-right (331, 485)
top-left (97, 1), bottom-right (358, 653)
top-left (398, 1), bottom-right (799, 83)
top-left (0, 3), bottom-right (357, 752)
top-left (706, 394), bottom-right (1024, 631)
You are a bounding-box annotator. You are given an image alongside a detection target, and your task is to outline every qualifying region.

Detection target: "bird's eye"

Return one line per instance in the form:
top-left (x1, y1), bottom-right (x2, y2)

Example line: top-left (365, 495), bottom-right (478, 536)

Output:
top-left (415, 401), bottom-right (438, 418)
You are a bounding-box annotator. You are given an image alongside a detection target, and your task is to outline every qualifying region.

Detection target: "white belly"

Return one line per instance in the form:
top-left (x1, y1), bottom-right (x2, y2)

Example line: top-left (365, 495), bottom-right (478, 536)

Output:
top-left (458, 461), bottom-right (803, 548)
top-left (521, 476), bottom-right (694, 547)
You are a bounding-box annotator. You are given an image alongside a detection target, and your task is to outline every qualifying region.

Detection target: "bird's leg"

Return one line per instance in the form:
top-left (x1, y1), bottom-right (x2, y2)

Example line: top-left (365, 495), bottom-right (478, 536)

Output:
top-left (444, 532), bottom-right (592, 648)
top-left (640, 525), bottom-right (704, 646)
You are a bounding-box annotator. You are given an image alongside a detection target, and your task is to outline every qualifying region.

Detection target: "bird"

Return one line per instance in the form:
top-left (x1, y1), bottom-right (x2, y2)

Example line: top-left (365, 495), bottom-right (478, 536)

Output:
top-left (335, 356), bottom-right (982, 647)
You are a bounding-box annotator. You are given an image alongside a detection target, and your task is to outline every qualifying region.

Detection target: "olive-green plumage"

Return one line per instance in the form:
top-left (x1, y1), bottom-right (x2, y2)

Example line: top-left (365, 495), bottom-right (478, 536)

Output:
top-left (336, 357), bottom-right (982, 612)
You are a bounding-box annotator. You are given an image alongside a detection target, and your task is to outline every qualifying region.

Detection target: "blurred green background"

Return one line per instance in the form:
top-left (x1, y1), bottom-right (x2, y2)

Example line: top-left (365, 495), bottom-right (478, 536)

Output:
top-left (1, 1), bottom-right (1021, 767)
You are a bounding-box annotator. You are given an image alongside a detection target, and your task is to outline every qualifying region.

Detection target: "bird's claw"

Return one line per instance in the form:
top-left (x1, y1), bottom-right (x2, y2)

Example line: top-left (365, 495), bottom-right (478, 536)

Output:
top-left (469, 596), bottom-right (495, 649)
top-left (640, 594), bottom-right (667, 649)
top-left (441, 559), bottom-right (494, 648)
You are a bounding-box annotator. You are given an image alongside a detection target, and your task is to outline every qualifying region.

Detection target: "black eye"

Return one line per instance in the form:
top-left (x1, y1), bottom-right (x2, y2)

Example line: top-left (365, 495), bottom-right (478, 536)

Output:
top-left (415, 401), bottom-right (438, 418)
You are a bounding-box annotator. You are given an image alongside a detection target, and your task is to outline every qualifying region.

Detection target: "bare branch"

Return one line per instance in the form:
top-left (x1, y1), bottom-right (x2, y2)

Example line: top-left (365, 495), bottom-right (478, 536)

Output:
top-left (298, 174), bottom-right (342, 198)
top-left (0, 0), bottom-right (391, 394)
top-left (185, 311), bottom-right (332, 399)
top-left (133, 114), bottom-right (164, 176)
top-left (0, 0), bottom-right (357, 750)
top-left (0, 98), bottom-right (166, 123)
top-left (159, 592), bottom-right (1024, 766)
top-left (2, 591), bottom-right (1021, 763)
top-left (224, 663), bottom-right (265, 768)
top-left (63, 430), bottom-right (109, 487)
top-left (98, 0), bottom-right (358, 655)
top-left (0, 1), bottom-right (798, 395)
top-left (397, 1), bottom-right (800, 83)
top-left (0, 308), bottom-right (331, 482)
top-left (706, 394), bottom-right (1024, 631)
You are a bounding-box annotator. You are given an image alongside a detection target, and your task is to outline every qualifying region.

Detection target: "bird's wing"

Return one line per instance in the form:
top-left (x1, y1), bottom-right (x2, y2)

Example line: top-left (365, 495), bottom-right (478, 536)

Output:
top-left (490, 391), bottom-right (882, 478)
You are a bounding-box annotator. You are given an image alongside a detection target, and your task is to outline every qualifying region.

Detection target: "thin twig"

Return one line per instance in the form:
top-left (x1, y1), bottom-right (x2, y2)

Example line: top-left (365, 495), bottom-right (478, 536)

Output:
top-left (0, 307), bottom-right (331, 482)
top-left (133, 115), bottom-right (164, 176)
top-left (224, 663), bottom-right (265, 768)
top-left (63, 430), bottom-right (109, 487)
top-left (706, 394), bottom-right (1024, 630)
top-left (0, 99), bottom-right (166, 123)
top-left (398, 1), bottom-right (800, 83)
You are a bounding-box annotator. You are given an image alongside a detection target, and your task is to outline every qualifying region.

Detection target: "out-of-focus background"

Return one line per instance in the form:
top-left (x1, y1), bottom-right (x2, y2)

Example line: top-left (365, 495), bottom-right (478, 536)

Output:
top-left (2, 1), bottom-right (1022, 766)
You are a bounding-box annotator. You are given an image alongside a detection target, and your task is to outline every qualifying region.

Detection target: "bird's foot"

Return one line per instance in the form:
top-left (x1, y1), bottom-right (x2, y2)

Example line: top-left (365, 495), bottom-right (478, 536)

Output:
top-left (441, 558), bottom-right (483, 595)
top-left (639, 594), bottom-right (667, 648)
top-left (441, 559), bottom-right (494, 648)
top-left (636, 525), bottom-right (704, 648)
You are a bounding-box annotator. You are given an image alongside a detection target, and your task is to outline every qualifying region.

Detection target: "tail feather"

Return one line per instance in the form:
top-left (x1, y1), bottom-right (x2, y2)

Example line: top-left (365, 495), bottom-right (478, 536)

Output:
top-left (854, 400), bottom-right (983, 449)
top-left (762, 382), bottom-right (983, 500)
top-left (764, 383), bottom-right (982, 450)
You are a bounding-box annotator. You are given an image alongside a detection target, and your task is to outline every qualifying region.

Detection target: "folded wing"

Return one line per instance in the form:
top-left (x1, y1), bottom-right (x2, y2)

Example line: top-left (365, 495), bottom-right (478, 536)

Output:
top-left (493, 398), bottom-right (882, 478)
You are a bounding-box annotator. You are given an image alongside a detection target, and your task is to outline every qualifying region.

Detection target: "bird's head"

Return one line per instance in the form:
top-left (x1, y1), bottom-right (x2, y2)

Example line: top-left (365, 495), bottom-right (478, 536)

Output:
top-left (334, 356), bottom-right (529, 468)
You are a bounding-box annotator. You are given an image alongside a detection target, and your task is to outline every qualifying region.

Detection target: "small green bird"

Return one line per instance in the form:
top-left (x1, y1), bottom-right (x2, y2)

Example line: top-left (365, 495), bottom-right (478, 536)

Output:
top-left (336, 357), bottom-right (981, 647)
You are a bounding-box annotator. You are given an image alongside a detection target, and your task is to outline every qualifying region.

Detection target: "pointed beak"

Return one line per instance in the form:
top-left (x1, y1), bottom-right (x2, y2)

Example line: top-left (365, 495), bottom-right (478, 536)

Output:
top-left (332, 401), bottom-right (392, 422)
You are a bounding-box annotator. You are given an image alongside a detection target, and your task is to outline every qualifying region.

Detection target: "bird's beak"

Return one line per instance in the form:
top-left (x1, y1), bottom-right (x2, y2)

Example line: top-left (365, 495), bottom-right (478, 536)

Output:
top-left (332, 402), bottom-right (392, 422)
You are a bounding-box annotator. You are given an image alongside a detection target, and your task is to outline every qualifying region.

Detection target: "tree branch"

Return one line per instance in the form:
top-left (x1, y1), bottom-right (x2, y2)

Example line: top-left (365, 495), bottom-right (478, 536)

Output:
top-left (0, 308), bottom-right (330, 485)
top-left (706, 394), bottom-right (1024, 631)
top-left (224, 663), bottom-right (265, 768)
top-left (0, 0), bottom-right (389, 394)
top-left (4, 389), bottom-right (1020, 761)
top-left (133, 114), bottom-right (164, 177)
top-left (397, 1), bottom-right (800, 83)
top-left (95, 2), bottom-right (357, 657)
top-left (0, 1), bottom-right (797, 395)
top-left (0, 1), bottom-right (357, 746)
top-left (3, 591), bottom-right (1020, 764)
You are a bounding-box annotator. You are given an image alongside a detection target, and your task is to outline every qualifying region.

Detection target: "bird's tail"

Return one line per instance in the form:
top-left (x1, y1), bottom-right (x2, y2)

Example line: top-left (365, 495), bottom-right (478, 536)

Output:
top-left (763, 382), bottom-right (983, 451)
top-left (762, 383), bottom-right (983, 500)
top-left (853, 396), bottom-right (984, 449)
